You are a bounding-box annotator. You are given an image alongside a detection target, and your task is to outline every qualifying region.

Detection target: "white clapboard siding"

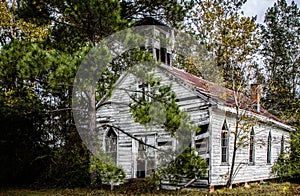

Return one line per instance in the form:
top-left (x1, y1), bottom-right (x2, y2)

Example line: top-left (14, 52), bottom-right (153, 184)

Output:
top-left (209, 107), bottom-right (290, 186)
top-left (97, 66), bottom-right (210, 179)
top-left (97, 64), bottom-right (291, 187)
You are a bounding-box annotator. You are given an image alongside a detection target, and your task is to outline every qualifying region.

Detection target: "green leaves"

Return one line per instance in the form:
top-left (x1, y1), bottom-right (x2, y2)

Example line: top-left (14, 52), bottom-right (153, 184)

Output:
top-left (185, 0), bottom-right (259, 89)
top-left (0, 40), bottom-right (53, 185)
top-left (272, 129), bottom-right (300, 181)
top-left (262, 1), bottom-right (300, 181)
top-left (155, 148), bottom-right (208, 184)
top-left (261, 0), bottom-right (300, 123)
top-left (90, 155), bottom-right (125, 188)
top-left (0, 1), bottom-right (50, 45)
top-left (130, 82), bottom-right (197, 136)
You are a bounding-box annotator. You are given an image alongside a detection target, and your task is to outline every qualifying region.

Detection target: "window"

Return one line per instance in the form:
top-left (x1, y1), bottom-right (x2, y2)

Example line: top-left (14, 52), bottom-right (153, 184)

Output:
top-left (167, 53), bottom-right (171, 66)
top-left (137, 139), bottom-right (146, 178)
top-left (158, 141), bottom-right (172, 146)
top-left (196, 124), bottom-right (209, 136)
top-left (136, 136), bottom-right (156, 178)
top-left (281, 135), bottom-right (284, 154)
top-left (105, 128), bottom-right (117, 164)
top-left (160, 47), bottom-right (166, 63)
top-left (267, 131), bottom-right (272, 164)
top-left (221, 120), bottom-right (229, 163)
top-left (155, 48), bottom-right (160, 61)
top-left (196, 138), bottom-right (208, 154)
top-left (249, 128), bottom-right (255, 163)
top-left (137, 81), bottom-right (151, 101)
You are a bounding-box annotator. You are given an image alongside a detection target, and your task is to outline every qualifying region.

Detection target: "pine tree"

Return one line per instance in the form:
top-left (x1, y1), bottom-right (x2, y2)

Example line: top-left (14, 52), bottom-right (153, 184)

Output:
top-left (261, 0), bottom-right (300, 120)
top-left (263, 0), bottom-right (300, 182)
top-left (1, 0), bottom-right (196, 187)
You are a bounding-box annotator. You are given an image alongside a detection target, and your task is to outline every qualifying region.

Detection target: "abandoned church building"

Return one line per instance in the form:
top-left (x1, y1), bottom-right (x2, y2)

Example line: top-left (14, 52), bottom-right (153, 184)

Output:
top-left (96, 18), bottom-right (293, 189)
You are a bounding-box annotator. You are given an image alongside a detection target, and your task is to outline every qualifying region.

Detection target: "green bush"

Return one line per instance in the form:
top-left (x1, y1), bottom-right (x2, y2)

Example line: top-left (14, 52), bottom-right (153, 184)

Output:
top-left (90, 156), bottom-right (125, 190)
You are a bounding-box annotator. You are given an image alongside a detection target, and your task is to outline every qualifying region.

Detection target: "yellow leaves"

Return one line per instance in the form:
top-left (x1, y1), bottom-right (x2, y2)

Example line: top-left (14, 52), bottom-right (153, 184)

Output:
top-left (190, 0), bottom-right (260, 72)
top-left (3, 85), bottom-right (35, 109)
top-left (4, 89), bottom-right (14, 97)
top-left (18, 19), bottom-right (50, 42)
top-left (0, 1), bottom-right (50, 43)
top-left (0, 1), bottom-right (12, 27)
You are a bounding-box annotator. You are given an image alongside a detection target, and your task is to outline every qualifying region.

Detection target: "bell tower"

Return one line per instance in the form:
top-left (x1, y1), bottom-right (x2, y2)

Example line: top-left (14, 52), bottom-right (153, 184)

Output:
top-left (136, 17), bottom-right (174, 66)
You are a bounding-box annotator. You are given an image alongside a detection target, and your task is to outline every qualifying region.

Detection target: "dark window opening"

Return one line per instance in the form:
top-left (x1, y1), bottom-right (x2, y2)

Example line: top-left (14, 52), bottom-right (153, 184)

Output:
top-left (197, 124), bottom-right (209, 136)
top-left (267, 131), bottom-right (272, 164)
top-left (281, 135), bottom-right (284, 154)
top-left (136, 170), bottom-right (145, 178)
top-left (158, 141), bottom-right (172, 146)
top-left (249, 128), bottom-right (255, 163)
top-left (155, 48), bottom-right (160, 61)
top-left (160, 47), bottom-right (166, 63)
top-left (167, 53), bottom-right (171, 66)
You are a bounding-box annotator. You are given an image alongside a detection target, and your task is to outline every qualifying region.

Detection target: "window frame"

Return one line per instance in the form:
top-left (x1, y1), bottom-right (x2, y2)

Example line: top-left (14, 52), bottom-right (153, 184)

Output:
top-left (136, 81), bottom-right (151, 102)
top-left (249, 127), bottom-right (255, 164)
top-left (267, 131), bottom-right (272, 164)
top-left (221, 120), bottom-right (229, 164)
top-left (280, 135), bottom-right (285, 154)
top-left (105, 128), bottom-right (118, 164)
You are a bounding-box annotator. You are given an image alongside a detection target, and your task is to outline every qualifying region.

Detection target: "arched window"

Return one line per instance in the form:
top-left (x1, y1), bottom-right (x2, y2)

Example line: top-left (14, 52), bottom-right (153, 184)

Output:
top-left (249, 128), bottom-right (255, 163)
top-left (267, 131), bottom-right (272, 164)
top-left (105, 128), bottom-right (117, 163)
top-left (281, 135), bottom-right (285, 154)
top-left (221, 120), bottom-right (229, 163)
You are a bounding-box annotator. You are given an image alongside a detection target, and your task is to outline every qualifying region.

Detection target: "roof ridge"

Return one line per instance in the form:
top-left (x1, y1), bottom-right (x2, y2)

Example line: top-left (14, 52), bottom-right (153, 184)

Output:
top-left (158, 64), bottom-right (283, 123)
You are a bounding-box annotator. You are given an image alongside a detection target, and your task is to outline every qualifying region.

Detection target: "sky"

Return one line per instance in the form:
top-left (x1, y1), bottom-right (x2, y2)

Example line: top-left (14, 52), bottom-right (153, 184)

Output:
top-left (242, 0), bottom-right (300, 24)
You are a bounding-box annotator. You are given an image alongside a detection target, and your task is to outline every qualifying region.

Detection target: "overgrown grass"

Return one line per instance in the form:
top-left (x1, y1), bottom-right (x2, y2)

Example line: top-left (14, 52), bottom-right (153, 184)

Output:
top-left (1, 182), bottom-right (299, 195)
top-left (213, 182), bottom-right (299, 195)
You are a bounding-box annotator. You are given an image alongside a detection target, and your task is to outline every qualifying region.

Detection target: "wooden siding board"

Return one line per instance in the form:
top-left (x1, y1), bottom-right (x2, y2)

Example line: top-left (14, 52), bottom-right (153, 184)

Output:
top-left (209, 108), bottom-right (290, 186)
top-left (97, 65), bottom-right (290, 186)
top-left (97, 67), bottom-right (210, 179)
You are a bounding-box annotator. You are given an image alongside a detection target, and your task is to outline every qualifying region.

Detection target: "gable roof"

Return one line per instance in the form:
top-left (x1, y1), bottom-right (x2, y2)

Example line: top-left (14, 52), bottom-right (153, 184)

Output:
top-left (135, 17), bottom-right (168, 27)
top-left (96, 62), bottom-right (292, 131)
top-left (159, 64), bottom-right (284, 124)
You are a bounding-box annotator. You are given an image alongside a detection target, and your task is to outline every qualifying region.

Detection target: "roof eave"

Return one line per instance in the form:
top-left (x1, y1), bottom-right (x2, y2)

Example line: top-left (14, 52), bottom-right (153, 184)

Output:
top-left (216, 104), bottom-right (294, 132)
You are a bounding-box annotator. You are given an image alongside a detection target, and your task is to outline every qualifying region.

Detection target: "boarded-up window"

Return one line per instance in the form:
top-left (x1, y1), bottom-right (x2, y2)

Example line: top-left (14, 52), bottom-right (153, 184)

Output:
top-left (105, 128), bottom-right (117, 164)
top-left (249, 128), bottom-right (255, 163)
top-left (267, 131), bottom-right (272, 164)
top-left (221, 121), bottom-right (229, 163)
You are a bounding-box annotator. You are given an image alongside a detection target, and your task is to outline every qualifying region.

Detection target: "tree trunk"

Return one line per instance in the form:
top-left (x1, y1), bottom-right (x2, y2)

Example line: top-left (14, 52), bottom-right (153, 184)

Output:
top-left (110, 181), bottom-right (114, 191)
top-left (226, 106), bottom-right (239, 188)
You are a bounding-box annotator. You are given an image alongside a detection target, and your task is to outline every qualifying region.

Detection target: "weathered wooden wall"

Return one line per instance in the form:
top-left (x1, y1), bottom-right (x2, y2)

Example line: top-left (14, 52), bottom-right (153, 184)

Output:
top-left (96, 67), bottom-right (210, 179)
top-left (97, 65), bottom-right (291, 186)
top-left (209, 108), bottom-right (290, 186)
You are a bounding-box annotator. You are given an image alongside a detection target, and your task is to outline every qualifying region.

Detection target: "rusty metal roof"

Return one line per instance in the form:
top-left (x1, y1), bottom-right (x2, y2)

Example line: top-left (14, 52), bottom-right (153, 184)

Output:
top-left (160, 65), bottom-right (283, 123)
